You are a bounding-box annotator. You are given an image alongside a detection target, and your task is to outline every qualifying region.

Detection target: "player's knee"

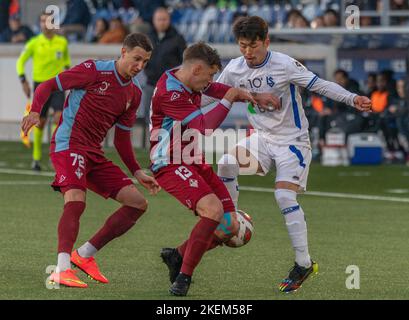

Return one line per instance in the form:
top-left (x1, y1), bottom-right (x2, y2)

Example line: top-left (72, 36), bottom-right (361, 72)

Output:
top-left (128, 198), bottom-right (148, 212)
top-left (197, 200), bottom-right (224, 221)
top-left (274, 189), bottom-right (299, 214)
top-left (217, 154), bottom-right (239, 178)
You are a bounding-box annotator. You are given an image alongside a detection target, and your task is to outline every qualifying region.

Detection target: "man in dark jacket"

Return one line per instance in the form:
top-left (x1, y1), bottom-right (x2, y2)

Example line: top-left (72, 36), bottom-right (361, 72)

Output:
top-left (141, 7), bottom-right (186, 124)
top-left (0, 0), bottom-right (11, 34)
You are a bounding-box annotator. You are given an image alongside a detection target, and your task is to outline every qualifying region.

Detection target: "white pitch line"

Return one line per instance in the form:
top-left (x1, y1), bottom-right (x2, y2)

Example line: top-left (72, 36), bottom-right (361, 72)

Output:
top-left (0, 168), bottom-right (54, 177)
top-left (0, 181), bottom-right (50, 185)
top-left (240, 186), bottom-right (409, 203)
top-left (1, 168), bottom-right (409, 203)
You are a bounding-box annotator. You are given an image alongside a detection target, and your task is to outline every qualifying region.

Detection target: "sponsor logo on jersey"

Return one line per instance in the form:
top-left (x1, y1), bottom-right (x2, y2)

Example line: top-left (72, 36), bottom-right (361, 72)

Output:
top-left (186, 199), bottom-right (192, 208)
top-left (96, 81), bottom-right (110, 95)
top-left (101, 71), bottom-right (113, 75)
top-left (294, 60), bottom-right (306, 71)
top-left (292, 176), bottom-right (300, 181)
top-left (267, 76), bottom-right (275, 87)
top-left (84, 62), bottom-right (92, 68)
top-left (171, 92), bottom-right (180, 101)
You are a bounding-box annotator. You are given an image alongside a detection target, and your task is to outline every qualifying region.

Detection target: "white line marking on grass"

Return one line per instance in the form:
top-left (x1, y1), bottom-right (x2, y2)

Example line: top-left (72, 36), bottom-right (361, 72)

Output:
top-left (385, 189), bottom-right (409, 194)
top-left (338, 171), bottom-right (371, 177)
top-left (240, 186), bottom-right (409, 203)
top-left (1, 168), bottom-right (409, 203)
top-left (0, 181), bottom-right (50, 185)
top-left (0, 168), bottom-right (54, 177)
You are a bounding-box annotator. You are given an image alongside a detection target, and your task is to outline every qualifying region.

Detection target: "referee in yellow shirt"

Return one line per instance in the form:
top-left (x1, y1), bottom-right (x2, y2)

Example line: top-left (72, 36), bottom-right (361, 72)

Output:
top-left (16, 11), bottom-right (71, 171)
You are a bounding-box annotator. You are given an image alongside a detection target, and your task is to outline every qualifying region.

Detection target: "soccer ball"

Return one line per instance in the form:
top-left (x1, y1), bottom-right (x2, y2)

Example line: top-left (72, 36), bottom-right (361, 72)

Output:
top-left (224, 210), bottom-right (254, 248)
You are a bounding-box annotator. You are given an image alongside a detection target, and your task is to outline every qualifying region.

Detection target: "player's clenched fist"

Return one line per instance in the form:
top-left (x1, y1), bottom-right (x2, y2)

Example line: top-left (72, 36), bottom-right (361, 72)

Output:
top-left (353, 96), bottom-right (372, 112)
top-left (224, 87), bottom-right (257, 105)
top-left (21, 112), bottom-right (40, 136)
top-left (253, 92), bottom-right (281, 111)
top-left (134, 170), bottom-right (161, 195)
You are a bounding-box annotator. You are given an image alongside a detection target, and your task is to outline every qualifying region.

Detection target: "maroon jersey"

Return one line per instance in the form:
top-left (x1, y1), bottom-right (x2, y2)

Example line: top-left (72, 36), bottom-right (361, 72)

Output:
top-left (150, 69), bottom-right (231, 172)
top-left (47, 60), bottom-right (142, 155)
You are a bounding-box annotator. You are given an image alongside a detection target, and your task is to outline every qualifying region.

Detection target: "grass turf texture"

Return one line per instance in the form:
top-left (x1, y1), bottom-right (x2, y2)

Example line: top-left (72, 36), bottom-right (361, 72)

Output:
top-left (1, 141), bottom-right (409, 299)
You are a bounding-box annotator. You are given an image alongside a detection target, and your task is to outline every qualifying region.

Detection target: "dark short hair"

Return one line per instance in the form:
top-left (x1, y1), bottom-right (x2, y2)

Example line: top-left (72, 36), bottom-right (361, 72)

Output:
top-left (334, 69), bottom-right (349, 79)
top-left (183, 42), bottom-right (222, 69)
top-left (233, 16), bottom-right (269, 42)
top-left (123, 33), bottom-right (153, 52)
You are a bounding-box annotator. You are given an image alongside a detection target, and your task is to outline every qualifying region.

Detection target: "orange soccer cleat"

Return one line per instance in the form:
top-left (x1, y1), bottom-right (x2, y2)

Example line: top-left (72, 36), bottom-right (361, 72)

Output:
top-left (71, 250), bottom-right (109, 284)
top-left (49, 269), bottom-right (88, 288)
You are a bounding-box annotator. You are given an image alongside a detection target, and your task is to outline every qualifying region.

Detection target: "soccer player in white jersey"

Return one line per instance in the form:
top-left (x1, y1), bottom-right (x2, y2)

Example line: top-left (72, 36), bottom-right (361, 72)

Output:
top-left (214, 16), bottom-right (372, 293)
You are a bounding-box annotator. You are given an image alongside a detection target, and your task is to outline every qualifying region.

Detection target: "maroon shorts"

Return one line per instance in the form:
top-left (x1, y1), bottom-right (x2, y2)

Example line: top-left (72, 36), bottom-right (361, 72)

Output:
top-left (154, 163), bottom-right (235, 212)
top-left (50, 149), bottom-right (133, 199)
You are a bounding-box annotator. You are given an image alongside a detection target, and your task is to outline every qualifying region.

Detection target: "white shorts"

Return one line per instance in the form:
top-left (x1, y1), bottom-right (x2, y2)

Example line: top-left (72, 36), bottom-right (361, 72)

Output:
top-left (236, 131), bottom-right (312, 191)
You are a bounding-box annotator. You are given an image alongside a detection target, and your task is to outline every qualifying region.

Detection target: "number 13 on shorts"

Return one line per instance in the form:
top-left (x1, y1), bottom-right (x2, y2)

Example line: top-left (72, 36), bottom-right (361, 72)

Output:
top-left (174, 165), bottom-right (193, 181)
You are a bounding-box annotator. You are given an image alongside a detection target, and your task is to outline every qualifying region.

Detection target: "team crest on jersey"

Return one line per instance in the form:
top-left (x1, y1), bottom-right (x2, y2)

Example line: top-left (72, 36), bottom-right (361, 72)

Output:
top-left (171, 92), bottom-right (180, 101)
top-left (75, 168), bottom-right (83, 180)
top-left (56, 51), bottom-right (62, 59)
top-left (84, 62), bottom-right (92, 68)
top-left (266, 76), bottom-right (275, 87)
top-left (189, 179), bottom-right (198, 188)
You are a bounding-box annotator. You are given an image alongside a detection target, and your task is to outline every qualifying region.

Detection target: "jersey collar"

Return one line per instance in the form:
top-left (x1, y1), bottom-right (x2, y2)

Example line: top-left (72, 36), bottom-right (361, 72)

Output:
top-left (248, 51), bottom-right (271, 69)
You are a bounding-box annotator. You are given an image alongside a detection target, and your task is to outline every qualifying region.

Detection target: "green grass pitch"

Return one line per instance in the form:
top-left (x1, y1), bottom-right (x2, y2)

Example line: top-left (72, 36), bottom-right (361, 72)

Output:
top-left (1, 141), bottom-right (409, 299)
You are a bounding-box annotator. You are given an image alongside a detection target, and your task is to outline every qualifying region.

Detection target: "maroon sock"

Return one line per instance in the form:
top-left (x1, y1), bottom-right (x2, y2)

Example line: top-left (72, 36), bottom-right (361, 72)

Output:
top-left (180, 217), bottom-right (219, 276)
top-left (58, 201), bottom-right (86, 253)
top-left (89, 206), bottom-right (145, 250)
top-left (177, 234), bottom-right (222, 257)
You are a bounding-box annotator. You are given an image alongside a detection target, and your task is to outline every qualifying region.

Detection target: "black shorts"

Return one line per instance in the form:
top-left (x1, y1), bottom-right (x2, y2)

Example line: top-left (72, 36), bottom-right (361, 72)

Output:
top-left (34, 82), bottom-right (65, 118)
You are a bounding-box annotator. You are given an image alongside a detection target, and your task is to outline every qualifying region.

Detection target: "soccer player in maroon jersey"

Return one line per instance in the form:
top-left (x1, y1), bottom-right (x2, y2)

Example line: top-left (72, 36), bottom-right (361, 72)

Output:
top-left (21, 33), bottom-right (160, 288)
top-left (150, 42), bottom-right (257, 296)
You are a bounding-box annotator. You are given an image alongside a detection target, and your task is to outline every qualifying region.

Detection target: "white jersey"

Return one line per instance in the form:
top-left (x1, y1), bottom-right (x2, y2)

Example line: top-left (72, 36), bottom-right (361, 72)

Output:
top-left (215, 51), bottom-right (357, 147)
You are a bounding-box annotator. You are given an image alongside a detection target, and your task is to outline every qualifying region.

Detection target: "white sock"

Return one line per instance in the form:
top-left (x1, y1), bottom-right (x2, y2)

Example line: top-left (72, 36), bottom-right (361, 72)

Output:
top-left (77, 241), bottom-right (98, 258)
top-left (56, 252), bottom-right (71, 272)
top-left (275, 189), bottom-right (311, 268)
top-left (218, 154), bottom-right (240, 210)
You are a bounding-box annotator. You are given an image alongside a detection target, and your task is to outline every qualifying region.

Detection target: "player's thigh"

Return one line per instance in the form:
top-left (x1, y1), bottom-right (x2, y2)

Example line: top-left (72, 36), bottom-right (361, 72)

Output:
top-left (235, 132), bottom-right (272, 175)
top-left (274, 145), bottom-right (312, 192)
top-left (115, 184), bottom-right (148, 211)
top-left (86, 158), bottom-right (134, 200)
top-left (154, 164), bottom-right (213, 212)
top-left (50, 149), bottom-right (88, 195)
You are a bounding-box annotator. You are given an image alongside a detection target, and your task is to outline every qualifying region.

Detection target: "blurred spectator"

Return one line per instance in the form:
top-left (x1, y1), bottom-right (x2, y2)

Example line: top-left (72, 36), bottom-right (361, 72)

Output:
top-left (0, 0), bottom-right (11, 34)
top-left (131, 0), bottom-right (165, 24)
top-left (142, 7), bottom-right (186, 122)
top-left (285, 9), bottom-right (303, 28)
top-left (323, 9), bottom-right (339, 26)
top-left (360, 16), bottom-right (374, 27)
top-left (311, 16), bottom-right (325, 28)
top-left (365, 72), bottom-right (378, 96)
top-left (90, 18), bottom-right (109, 42)
top-left (99, 17), bottom-right (128, 43)
top-left (0, 14), bottom-right (33, 43)
top-left (319, 69), bottom-right (363, 146)
top-left (129, 16), bottom-right (151, 35)
top-left (390, 0), bottom-right (409, 25)
top-left (371, 71), bottom-right (404, 157)
top-left (61, 0), bottom-right (91, 41)
top-left (293, 14), bottom-right (310, 28)
top-left (391, 79), bottom-right (409, 162)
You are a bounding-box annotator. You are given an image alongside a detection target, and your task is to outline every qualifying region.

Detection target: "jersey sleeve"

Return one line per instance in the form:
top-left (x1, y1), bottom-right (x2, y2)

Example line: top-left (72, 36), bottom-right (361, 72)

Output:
top-left (55, 60), bottom-right (97, 91)
top-left (285, 56), bottom-right (318, 89)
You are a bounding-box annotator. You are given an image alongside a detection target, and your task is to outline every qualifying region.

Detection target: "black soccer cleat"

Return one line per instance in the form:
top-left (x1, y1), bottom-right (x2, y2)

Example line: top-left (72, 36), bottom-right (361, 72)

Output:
top-left (160, 247), bottom-right (182, 284)
top-left (31, 160), bottom-right (41, 172)
top-left (169, 273), bottom-right (191, 296)
top-left (279, 260), bottom-right (318, 293)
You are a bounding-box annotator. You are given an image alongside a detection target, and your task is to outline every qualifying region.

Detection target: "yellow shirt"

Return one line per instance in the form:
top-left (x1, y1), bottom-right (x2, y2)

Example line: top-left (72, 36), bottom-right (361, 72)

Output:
top-left (16, 33), bottom-right (71, 83)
